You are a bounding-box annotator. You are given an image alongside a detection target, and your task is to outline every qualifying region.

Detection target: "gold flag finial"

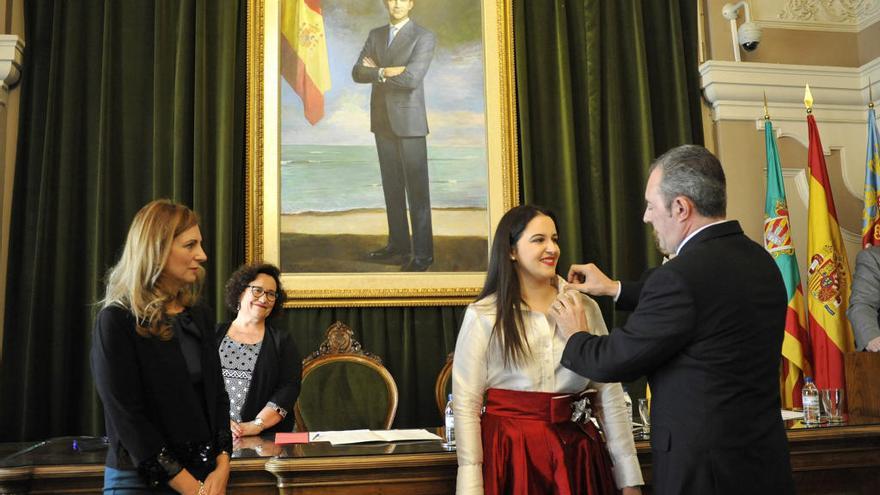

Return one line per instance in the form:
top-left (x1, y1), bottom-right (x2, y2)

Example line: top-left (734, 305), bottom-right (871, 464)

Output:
top-left (763, 91), bottom-right (770, 120)
top-left (804, 84), bottom-right (814, 114)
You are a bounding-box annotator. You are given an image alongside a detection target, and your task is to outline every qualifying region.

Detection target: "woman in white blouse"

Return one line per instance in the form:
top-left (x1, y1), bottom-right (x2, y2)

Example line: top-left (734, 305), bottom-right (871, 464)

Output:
top-left (452, 205), bottom-right (643, 495)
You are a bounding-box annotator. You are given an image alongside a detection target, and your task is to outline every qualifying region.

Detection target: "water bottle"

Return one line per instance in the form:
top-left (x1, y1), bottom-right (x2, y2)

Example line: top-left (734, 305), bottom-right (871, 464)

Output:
top-left (622, 387), bottom-right (633, 426)
top-left (444, 394), bottom-right (456, 446)
top-left (802, 377), bottom-right (820, 426)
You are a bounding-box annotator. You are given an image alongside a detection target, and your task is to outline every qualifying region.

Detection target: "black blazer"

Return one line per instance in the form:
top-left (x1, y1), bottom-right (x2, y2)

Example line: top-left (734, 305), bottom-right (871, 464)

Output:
top-left (216, 322), bottom-right (301, 433)
top-left (351, 20), bottom-right (435, 137)
top-left (91, 304), bottom-right (232, 484)
top-left (562, 221), bottom-right (794, 494)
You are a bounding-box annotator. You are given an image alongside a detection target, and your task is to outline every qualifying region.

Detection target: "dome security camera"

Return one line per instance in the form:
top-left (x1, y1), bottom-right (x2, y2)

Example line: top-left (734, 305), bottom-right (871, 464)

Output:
top-left (738, 22), bottom-right (761, 52)
top-left (722, 2), bottom-right (761, 61)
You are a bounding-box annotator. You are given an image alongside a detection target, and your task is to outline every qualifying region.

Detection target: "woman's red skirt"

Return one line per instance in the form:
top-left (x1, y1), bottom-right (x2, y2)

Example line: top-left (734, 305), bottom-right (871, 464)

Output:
top-left (481, 388), bottom-right (618, 495)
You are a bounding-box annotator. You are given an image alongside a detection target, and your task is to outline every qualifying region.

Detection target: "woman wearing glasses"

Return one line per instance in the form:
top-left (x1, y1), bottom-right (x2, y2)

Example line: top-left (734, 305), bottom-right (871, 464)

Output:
top-left (217, 263), bottom-right (301, 438)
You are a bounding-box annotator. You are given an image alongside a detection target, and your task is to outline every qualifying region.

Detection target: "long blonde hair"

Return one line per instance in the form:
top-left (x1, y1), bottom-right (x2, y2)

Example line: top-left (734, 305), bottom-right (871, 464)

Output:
top-left (102, 199), bottom-right (204, 340)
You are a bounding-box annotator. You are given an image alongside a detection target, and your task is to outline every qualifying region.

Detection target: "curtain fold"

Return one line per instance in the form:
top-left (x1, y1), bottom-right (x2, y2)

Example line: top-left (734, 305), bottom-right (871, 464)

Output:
top-left (0, 0), bottom-right (702, 441)
top-left (0, 0), bottom-right (245, 441)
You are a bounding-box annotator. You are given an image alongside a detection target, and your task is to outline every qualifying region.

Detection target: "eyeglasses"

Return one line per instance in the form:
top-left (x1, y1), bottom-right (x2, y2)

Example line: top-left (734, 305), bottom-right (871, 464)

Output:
top-left (247, 285), bottom-right (278, 301)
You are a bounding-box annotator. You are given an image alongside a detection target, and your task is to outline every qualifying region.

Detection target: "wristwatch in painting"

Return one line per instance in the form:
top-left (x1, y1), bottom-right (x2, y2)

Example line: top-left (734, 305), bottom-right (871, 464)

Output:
top-left (253, 417), bottom-right (264, 430)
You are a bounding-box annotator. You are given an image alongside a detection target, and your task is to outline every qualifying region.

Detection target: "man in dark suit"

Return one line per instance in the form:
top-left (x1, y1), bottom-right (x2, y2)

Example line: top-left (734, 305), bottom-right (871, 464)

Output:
top-left (551, 145), bottom-right (794, 494)
top-left (352, 0), bottom-right (435, 272)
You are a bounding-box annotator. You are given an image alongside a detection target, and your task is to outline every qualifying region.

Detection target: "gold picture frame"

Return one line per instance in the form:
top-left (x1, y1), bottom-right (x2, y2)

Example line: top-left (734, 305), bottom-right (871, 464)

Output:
top-left (246, 0), bottom-right (518, 307)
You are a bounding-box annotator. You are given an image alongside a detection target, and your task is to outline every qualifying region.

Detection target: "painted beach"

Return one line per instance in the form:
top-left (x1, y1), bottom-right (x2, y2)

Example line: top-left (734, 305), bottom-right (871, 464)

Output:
top-left (280, 144), bottom-right (489, 273)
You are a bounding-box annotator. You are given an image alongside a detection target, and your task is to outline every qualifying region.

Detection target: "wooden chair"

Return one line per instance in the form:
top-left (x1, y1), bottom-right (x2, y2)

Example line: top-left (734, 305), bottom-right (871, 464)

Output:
top-left (435, 352), bottom-right (454, 418)
top-left (294, 321), bottom-right (398, 431)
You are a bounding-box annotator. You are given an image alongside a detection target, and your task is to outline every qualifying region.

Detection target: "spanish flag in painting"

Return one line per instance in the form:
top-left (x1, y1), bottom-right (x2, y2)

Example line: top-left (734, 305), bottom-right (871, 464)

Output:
top-left (763, 118), bottom-right (812, 408)
top-left (805, 99), bottom-right (854, 391)
top-left (861, 106), bottom-right (880, 247)
top-left (281, 0), bottom-right (332, 125)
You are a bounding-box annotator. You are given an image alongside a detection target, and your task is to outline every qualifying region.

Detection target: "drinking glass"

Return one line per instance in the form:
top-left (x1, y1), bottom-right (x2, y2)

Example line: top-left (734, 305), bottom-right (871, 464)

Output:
top-left (638, 398), bottom-right (651, 438)
top-left (820, 388), bottom-right (844, 423)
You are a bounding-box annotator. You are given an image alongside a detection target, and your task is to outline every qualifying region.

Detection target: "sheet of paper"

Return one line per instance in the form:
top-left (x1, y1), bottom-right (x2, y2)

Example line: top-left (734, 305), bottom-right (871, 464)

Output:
top-left (309, 429), bottom-right (442, 445)
top-left (274, 432), bottom-right (310, 444)
top-left (781, 409), bottom-right (803, 421)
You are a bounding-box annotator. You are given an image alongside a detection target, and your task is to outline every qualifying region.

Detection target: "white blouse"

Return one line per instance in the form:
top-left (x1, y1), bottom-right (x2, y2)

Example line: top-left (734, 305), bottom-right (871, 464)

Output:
top-left (452, 280), bottom-right (643, 494)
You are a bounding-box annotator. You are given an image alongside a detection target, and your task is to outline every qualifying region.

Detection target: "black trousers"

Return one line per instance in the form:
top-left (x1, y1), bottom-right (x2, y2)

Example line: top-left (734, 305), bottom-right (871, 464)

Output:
top-left (374, 133), bottom-right (433, 260)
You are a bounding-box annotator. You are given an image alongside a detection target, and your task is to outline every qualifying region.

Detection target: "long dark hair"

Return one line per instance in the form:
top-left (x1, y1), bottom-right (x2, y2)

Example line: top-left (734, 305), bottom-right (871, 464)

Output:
top-left (477, 205), bottom-right (557, 367)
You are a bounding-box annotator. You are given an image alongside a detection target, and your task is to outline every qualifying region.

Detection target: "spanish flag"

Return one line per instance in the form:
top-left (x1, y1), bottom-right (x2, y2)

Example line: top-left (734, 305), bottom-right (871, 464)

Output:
top-left (281, 0), bottom-right (332, 125)
top-left (860, 105), bottom-right (880, 247)
top-left (763, 117), bottom-right (812, 408)
top-left (805, 88), bottom-right (854, 391)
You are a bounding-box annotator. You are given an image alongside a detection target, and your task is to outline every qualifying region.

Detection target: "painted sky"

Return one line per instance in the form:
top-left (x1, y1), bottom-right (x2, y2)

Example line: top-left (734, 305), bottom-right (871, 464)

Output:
top-left (280, 0), bottom-right (487, 147)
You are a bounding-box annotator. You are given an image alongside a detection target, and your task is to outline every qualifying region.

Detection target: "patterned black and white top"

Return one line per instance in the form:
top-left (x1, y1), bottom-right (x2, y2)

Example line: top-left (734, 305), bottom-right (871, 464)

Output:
top-left (219, 335), bottom-right (263, 422)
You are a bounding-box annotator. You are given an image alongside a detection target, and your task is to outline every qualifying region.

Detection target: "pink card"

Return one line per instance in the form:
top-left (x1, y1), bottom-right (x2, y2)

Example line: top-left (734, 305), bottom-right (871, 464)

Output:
top-left (274, 432), bottom-right (309, 444)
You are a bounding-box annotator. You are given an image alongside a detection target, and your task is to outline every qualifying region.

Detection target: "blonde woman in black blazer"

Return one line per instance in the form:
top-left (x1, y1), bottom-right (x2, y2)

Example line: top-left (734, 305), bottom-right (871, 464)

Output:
top-left (91, 200), bottom-right (232, 495)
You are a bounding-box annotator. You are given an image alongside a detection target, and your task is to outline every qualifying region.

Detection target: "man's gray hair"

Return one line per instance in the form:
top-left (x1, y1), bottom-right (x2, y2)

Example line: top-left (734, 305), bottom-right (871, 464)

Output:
top-left (648, 144), bottom-right (726, 218)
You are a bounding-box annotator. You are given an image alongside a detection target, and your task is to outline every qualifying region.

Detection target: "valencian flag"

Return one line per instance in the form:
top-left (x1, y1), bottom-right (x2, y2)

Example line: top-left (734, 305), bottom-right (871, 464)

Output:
top-left (804, 86), bottom-right (854, 391)
top-left (281, 0), bottom-right (332, 125)
top-left (861, 103), bottom-right (880, 247)
top-left (763, 116), bottom-right (812, 408)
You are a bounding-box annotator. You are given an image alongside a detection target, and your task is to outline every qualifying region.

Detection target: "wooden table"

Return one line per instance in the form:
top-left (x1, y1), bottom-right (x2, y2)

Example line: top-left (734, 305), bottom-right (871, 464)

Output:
top-left (2, 420), bottom-right (880, 494)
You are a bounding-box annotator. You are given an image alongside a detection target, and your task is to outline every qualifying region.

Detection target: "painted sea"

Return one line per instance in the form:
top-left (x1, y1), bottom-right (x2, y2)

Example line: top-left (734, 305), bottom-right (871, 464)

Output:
top-left (281, 144), bottom-right (488, 214)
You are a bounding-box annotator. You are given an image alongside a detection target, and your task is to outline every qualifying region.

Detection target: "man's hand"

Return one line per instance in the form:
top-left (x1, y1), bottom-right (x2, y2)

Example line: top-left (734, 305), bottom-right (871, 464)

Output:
top-left (550, 290), bottom-right (589, 340)
top-left (567, 263), bottom-right (619, 297)
top-left (383, 66), bottom-right (405, 77)
top-left (362, 56), bottom-right (377, 68)
top-left (867, 336), bottom-right (880, 352)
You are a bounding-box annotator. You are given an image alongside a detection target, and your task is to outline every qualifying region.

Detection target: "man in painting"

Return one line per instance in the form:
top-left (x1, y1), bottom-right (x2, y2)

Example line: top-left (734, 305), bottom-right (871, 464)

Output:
top-left (352, 0), bottom-right (436, 272)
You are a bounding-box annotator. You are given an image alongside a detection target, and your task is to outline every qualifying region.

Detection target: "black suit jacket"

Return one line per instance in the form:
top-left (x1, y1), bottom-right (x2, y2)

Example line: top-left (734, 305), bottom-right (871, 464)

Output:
top-left (351, 20), bottom-right (435, 137)
top-left (91, 304), bottom-right (232, 483)
top-left (216, 322), bottom-right (302, 433)
top-left (562, 221), bottom-right (794, 494)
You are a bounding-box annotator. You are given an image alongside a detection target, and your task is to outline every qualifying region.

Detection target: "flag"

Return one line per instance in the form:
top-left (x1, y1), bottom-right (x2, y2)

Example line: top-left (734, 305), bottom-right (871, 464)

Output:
top-left (861, 107), bottom-right (880, 247)
top-left (281, 0), bottom-right (332, 125)
top-left (763, 118), bottom-right (812, 408)
top-left (805, 111), bottom-right (854, 391)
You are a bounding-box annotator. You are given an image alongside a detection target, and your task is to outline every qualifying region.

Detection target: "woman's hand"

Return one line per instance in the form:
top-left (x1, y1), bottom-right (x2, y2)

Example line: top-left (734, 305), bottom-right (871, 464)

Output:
top-left (621, 487), bottom-right (642, 495)
top-left (202, 455), bottom-right (230, 495)
top-left (236, 421), bottom-right (264, 437)
top-left (229, 420), bottom-right (243, 438)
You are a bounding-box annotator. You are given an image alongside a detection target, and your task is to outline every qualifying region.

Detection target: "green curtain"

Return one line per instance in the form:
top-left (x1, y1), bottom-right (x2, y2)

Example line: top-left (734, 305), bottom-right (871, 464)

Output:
top-left (0, 0), bottom-right (703, 441)
top-left (0, 0), bottom-right (246, 441)
top-left (516, 0), bottom-right (702, 288)
top-left (514, 0), bottom-right (702, 399)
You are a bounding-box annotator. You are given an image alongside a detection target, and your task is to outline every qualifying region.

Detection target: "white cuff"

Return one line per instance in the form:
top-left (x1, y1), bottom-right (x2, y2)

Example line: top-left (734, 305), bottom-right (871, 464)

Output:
top-left (611, 451), bottom-right (644, 488)
top-left (455, 463), bottom-right (484, 494)
top-left (612, 281), bottom-right (622, 302)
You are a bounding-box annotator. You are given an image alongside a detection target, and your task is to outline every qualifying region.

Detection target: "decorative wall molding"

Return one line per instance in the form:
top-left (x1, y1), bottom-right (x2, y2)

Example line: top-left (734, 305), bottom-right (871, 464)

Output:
top-left (0, 35), bottom-right (24, 106)
top-left (750, 0), bottom-right (880, 32)
top-left (700, 58), bottom-right (879, 125)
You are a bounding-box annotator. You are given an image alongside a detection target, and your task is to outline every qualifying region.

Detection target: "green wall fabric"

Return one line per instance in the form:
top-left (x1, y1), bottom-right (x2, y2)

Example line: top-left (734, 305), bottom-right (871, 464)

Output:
top-left (0, 0), bottom-right (701, 441)
top-left (516, 0), bottom-right (702, 302)
top-left (0, 0), bottom-right (246, 441)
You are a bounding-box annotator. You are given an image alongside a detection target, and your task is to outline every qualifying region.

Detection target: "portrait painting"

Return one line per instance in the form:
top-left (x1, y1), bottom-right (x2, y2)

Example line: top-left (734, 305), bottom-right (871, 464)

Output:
top-left (247, 0), bottom-right (516, 306)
